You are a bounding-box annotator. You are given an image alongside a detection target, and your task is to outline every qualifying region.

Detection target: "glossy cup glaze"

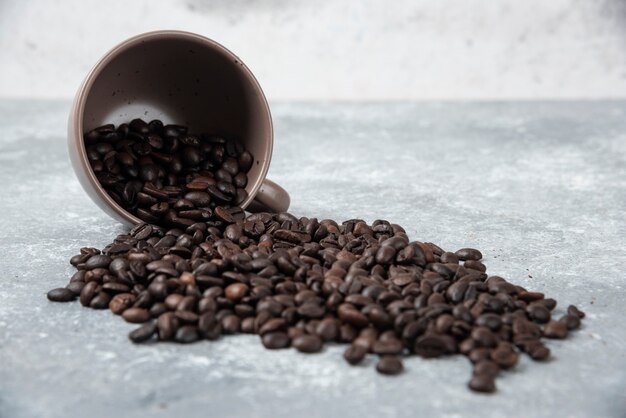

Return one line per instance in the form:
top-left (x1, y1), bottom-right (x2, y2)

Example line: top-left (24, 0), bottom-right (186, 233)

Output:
top-left (68, 30), bottom-right (289, 226)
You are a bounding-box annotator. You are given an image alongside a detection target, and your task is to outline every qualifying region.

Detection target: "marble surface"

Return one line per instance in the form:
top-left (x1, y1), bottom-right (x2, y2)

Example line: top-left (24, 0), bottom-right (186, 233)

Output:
top-left (2, 1), bottom-right (626, 100)
top-left (0, 100), bottom-right (624, 418)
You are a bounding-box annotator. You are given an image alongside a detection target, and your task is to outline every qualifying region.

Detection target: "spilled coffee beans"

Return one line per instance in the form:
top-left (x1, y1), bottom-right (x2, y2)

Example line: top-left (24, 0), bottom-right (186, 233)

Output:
top-left (48, 208), bottom-right (586, 393)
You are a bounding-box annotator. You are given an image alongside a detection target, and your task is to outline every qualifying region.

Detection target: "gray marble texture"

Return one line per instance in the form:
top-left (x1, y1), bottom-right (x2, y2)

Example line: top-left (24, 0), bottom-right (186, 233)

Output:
top-left (0, 100), bottom-right (624, 418)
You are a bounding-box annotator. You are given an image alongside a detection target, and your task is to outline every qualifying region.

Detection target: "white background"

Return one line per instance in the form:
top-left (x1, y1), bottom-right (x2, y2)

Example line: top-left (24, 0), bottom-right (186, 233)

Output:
top-left (1, 0), bottom-right (625, 100)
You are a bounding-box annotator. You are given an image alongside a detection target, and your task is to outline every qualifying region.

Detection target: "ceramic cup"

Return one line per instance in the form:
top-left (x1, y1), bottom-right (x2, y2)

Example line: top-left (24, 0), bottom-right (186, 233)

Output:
top-left (68, 30), bottom-right (290, 226)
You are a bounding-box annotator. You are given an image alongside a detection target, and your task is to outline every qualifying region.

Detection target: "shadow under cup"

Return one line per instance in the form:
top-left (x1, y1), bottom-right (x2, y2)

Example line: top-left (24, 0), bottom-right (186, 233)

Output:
top-left (75, 31), bottom-right (276, 224)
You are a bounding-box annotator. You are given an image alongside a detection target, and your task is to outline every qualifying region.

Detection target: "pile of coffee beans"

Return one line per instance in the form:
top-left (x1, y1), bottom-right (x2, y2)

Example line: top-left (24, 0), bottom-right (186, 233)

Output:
top-left (84, 120), bottom-right (253, 225)
top-left (48, 208), bottom-right (585, 393)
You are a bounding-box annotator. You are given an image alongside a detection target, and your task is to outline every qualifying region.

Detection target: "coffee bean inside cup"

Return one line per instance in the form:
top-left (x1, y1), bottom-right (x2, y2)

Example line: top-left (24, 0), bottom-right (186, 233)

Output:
top-left (84, 120), bottom-right (253, 226)
top-left (47, 205), bottom-right (586, 394)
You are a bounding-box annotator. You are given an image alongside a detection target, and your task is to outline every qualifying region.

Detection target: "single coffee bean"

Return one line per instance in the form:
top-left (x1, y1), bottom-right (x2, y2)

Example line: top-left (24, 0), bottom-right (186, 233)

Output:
top-left (221, 315), bottom-right (241, 334)
top-left (293, 334), bottom-right (323, 353)
top-left (184, 192), bottom-right (211, 207)
top-left (414, 334), bottom-right (455, 358)
top-left (89, 292), bottom-right (111, 309)
top-left (176, 325), bottom-right (200, 343)
top-left (468, 374), bottom-right (496, 393)
top-left (122, 308), bottom-right (151, 323)
top-left (376, 356), bottom-right (403, 375)
top-left (455, 248), bottom-right (483, 261)
top-left (47, 288), bottom-right (76, 302)
top-left (344, 344), bottom-right (368, 365)
top-left (567, 305), bottom-right (585, 318)
top-left (84, 254), bottom-right (112, 269)
top-left (473, 360), bottom-right (500, 378)
top-left (129, 322), bottom-right (157, 343)
top-left (80, 281), bottom-right (99, 306)
top-left (198, 312), bottom-right (222, 340)
top-left (527, 304), bottom-right (551, 324)
top-left (543, 320), bottom-right (568, 339)
top-left (559, 314), bottom-right (581, 330)
top-left (66, 281), bottom-right (85, 295)
top-left (527, 342), bottom-right (551, 361)
top-left (262, 332), bottom-right (291, 349)
top-left (225, 283), bottom-right (249, 302)
top-left (372, 339), bottom-right (404, 355)
top-left (157, 312), bottom-right (179, 341)
top-left (490, 348), bottom-right (519, 369)
top-left (109, 293), bottom-right (136, 315)
top-left (316, 318), bottom-right (339, 342)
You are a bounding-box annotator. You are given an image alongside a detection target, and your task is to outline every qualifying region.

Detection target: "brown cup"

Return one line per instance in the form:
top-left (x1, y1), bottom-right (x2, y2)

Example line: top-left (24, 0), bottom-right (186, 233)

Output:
top-left (68, 30), bottom-right (290, 226)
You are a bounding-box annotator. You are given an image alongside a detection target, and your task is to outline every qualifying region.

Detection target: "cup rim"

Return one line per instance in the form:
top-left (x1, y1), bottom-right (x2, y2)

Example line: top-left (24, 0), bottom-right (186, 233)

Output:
top-left (71, 29), bottom-right (274, 225)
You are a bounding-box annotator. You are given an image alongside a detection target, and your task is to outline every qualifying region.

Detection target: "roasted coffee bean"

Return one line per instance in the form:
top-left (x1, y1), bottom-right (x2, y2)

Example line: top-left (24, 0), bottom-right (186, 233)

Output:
top-left (476, 313), bottom-right (502, 331)
top-left (221, 315), bottom-right (241, 334)
top-left (567, 305), bottom-right (585, 318)
top-left (89, 292), bottom-right (111, 309)
top-left (468, 374), bottom-right (496, 393)
top-left (344, 344), bottom-right (368, 365)
top-left (414, 334), bottom-right (456, 357)
top-left (338, 305), bottom-right (369, 328)
top-left (47, 288), bottom-right (76, 302)
top-left (297, 303), bottom-right (325, 319)
top-left (472, 327), bottom-right (498, 348)
top-left (128, 322), bottom-right (157, 343)
top-left (473, 360), bottom-right (500, 378)
top-left (80, 281), bottom-right (99, 306)
top-left (238, 151), bottom-right (253, 172)
top-left (176, 325), bottom-right (199, 343)
top-left (198, 312), bottom-right (221, 340)
top-left (527, 342), bottom-right (551, 361)
top-left (543, 320), bottom-right (568, 339)
top-left (262, 332), bottom-right (291, 349)
top-left (490, 348), bottom-right (519, 369)
top-left (109, 293), bottom-right (136, 315)
top-left (455, 248), bottom-right (482, 261)
top-left (527, 304), bottom-right (551, 324)
top-left (122, 308), bottom-right (151, 323)
top-left (84, 255), bottom-right (112, 269)
top-left (293, 334), bottom-right (323, 353)
top-left (158, 312), bottom-right (179, 341)
top-left (559, 314), bottom-right (581, 330)
top-left (376, 356), bottom-right (403, 375)
top-left (66, 281), bottom-right (85, 295)
top-left (316, 318), bottom-right (339, 342)
top-left (372, 339), bottom-right (404, 355)
top-left (225, 283), bottom-right (249, 301)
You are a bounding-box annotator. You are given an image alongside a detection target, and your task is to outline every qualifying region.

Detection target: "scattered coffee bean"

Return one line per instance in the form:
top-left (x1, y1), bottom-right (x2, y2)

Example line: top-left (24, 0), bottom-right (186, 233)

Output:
top-left (376, 356), bottom-right (403, 375)
top-left (47, 288), bottom-right (76, 302)
top-left (176, 325), bottom-right (199, 343)
top-left (543, 320), bottom-right (568, 339)
top-left (559, 314), bottom-right (581, 330)
top-left (225, 283), bottom-right (249, 302)
top-left (48, 205), bottom-right (585, 394)
top-left (567, 305), bottom-right (585, 318)
top-left (455, 248), bottom-right (482, 261)
top-left (262, 332), bottom-right (291, 349)
top-left (122, 308), bottom-right (151, 323)
top-left (344, 344), bottom-right (368, 365)
top-left (293, 334), bottom-right (323, 353)
top-left (128, 322), bottom-right (157, 343)
top-left (468, 374), bottom-right (496, 393)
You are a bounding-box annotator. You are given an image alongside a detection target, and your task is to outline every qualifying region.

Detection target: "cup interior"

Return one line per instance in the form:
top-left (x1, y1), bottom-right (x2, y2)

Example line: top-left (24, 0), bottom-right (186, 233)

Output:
top-left (78, 31), bottom-right (272, 220)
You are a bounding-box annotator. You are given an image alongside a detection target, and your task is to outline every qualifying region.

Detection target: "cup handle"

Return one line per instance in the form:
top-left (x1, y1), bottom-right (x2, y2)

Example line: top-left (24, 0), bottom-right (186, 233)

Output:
top-left (246, 178), bottom-right (290, 213)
